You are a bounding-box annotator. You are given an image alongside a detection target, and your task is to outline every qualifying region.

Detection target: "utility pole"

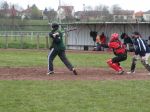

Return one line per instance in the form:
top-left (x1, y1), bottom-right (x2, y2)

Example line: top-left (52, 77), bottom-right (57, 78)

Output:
top-left (58, 0), bottom-right (62, 29)
top-left (58, 0), bottom-right (61, 24)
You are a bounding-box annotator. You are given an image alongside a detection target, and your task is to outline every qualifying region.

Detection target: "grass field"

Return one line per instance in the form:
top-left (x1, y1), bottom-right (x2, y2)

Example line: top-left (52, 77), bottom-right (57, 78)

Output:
top-left (0, 80), bottom-right (150, 112)
top-left (0, 49), bottom-right (150, 112)
top-left (0, 35), bottom-right (49, 49)
top-left (0, 49), bottom-right (144, 68)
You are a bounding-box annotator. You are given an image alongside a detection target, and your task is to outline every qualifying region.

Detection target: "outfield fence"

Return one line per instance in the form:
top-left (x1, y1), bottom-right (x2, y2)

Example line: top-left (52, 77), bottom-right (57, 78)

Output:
top-left (0, 31), bottom-right (50, 49)
top-left (0, 31), bottom-right (96, 50)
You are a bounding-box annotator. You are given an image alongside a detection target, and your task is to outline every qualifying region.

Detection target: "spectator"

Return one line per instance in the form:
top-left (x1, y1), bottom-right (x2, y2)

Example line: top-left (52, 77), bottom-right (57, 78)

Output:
top-left (95, 32), bottom-right (107, 51)
top-left (99, 32), bottom-right (107, 51)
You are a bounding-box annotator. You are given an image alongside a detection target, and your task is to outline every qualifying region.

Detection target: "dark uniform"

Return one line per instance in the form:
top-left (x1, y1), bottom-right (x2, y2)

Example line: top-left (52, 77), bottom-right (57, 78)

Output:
top-left (47, 23), bottom-right (77, 75)
top-left (127, 32), bottom-right (150, 74)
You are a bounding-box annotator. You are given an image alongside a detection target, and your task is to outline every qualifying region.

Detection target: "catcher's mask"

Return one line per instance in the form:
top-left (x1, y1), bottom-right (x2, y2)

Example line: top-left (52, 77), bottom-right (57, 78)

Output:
top-left (110, 33), bottom-right (119, 41)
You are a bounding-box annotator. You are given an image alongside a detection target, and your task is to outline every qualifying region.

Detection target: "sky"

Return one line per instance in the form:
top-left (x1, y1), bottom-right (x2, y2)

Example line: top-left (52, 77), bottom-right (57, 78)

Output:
top-left (2, 0), bottom-right (150, 12)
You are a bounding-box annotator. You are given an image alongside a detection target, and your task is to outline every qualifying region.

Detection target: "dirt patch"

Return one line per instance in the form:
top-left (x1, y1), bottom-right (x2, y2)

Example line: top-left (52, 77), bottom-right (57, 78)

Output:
top-left (0, 67), bottom-right (150, 80)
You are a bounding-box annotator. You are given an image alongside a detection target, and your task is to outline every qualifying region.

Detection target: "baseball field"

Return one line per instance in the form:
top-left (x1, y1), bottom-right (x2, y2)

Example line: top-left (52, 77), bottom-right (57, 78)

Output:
top-left (0, 49), bottom-right (150, 112)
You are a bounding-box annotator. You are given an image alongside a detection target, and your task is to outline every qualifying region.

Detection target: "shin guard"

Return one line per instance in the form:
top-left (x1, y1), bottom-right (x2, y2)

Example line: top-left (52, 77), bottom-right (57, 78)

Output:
top-left (116, 63), bottom-right (123, 70)
top-left (107, 59), bottom-right (122, 72)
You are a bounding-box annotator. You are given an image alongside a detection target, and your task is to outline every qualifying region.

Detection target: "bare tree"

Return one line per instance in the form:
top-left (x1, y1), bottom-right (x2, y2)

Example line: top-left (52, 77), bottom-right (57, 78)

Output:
top-left (57, 6), bottom-right (75, 23)
top-left (110, 4), bottom-right (122, 14)
top-left (103, 6), bottom-right (109, 13)
top-left (30, 4), bottom-right (42, 19)
top-left (0, 1), bottom-right (9, 18)
top-left (13, 4), bottom-right (23, 11)
top-left (63, 6), bottom-right (74, 22)
top-left (94, 4), bottom-right (110, 22)
top-left (84, 5), bottom-right (93, 11)
top-left (43, 8), bottom-right (57, 22)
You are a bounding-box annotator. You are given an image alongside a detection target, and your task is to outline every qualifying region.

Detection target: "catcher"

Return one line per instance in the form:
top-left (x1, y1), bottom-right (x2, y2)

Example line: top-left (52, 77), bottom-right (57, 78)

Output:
top-left (106, 33), bottom-right (127, 74)
top-left (47, 23), bottom-right (77, 75)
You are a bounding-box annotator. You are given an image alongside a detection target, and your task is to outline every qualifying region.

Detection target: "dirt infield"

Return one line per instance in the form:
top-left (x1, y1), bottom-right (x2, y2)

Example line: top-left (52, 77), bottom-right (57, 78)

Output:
top-left (0, 67), bottom-right (150, 80)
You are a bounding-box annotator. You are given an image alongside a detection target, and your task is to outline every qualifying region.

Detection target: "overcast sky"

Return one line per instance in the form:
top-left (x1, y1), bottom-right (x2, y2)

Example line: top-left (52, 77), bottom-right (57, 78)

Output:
top-left (3, 0), bottom-right (150, 12)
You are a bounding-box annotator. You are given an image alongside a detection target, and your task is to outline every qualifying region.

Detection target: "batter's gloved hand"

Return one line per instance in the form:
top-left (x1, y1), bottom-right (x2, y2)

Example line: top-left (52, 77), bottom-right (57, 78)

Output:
top-left (52, 32), bottom-right (59, 37)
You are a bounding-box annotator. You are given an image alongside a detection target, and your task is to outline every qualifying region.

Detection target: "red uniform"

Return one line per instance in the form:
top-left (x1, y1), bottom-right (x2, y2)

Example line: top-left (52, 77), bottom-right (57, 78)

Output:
top-left (107, 33), bottom-right (127, 74)
top-left (96, 33), bottom-right (107, 51)
top-left (100, 35), bottom-right (106, 44)
top-left (108, 41), bottom-right (126, 54)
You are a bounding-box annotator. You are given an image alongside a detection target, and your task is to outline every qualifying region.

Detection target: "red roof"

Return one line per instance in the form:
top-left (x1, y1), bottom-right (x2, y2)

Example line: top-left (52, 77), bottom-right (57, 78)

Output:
top-left (135, 11), bottom-right (143, 17)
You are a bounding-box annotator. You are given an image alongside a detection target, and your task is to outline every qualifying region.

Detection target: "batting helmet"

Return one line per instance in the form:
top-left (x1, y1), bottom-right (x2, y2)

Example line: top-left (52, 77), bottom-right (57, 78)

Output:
top-left (110, 33), bottom-right (119, 41)
top-left (52, 23), bottom-right (59, 30)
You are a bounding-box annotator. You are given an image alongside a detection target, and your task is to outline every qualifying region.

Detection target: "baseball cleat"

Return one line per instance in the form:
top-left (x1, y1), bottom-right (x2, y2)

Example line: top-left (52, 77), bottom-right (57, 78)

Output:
top-left (72, 68), bottom-right (78, 75)
top-left (148, 73), bottom-right (150, 75)
top-left (47, 71), bottom-right (54, 75)
top-left (127, 71), bottom-right (135, 74)
top-left (118, 70), bottom-right (124, 75)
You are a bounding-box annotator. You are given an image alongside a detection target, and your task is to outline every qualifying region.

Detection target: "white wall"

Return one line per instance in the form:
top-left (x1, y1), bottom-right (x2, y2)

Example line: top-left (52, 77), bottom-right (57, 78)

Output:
top-left (143, 14), bottom-right (150, 22)
top-left (65, 23), bottom-right (150, 50)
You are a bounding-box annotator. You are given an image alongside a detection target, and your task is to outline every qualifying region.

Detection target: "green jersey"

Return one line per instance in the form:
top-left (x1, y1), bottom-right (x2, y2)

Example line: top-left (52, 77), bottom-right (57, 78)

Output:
top-left (49, 29), bottom-right (65, 51)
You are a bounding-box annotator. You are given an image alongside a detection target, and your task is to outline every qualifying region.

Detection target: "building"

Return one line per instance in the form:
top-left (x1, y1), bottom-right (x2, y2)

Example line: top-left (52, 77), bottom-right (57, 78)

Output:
top-left (143, 10), bottom-right (150, 22)
top-left (62, 22), bottom-right (150, 50)
top-left (0, 5), bottom-right (20, 18)
top-left (57, 6), bottom-right (75, 20)
top-left (74, 11), bottom-right (110, 22)
top-left (134, 11), bottom-right (144, 22)
top-left (113, 10), bottom-right (134, 22)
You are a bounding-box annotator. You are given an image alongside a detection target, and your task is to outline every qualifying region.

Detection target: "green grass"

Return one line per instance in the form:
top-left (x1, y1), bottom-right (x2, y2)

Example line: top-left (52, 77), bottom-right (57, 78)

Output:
top-left (0, 49), bottom-right (120, 67)
top-left (0, 50), bottom-right (149, 112)
top-left (0, 19), bottom-right (48, 26)
top-left (0, 49), bottom-right (144, 69)
top-left (24, 19), bottom-right (49, 25)
top-left (0, 36), bottom-right (48, 49)
top-left (0, 19), bottom-right (49, 31)
top-left (0, 80), bottom-right (150, 112)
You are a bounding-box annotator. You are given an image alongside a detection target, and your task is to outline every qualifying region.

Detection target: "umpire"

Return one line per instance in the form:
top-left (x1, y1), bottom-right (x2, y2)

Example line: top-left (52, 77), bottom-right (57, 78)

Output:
top-left (47, 23), bottom-right (77, 75)
top-left (127, 31), bottom-right (150, 74)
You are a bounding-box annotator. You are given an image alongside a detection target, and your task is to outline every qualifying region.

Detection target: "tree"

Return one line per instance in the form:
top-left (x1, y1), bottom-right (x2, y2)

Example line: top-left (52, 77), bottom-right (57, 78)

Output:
top-left (62, 6), bottom-right (74, 22)
top-left (110, 4), bottom-right (122, 14)
top-left (94, 4), bottom-right (110, 22)
top-left (43, 8), bottom-right (57, 22)
top-left (30, 4), bottom-right (42, 19)
top-left (95, 5), bottom-right (103, 11)
top-left (0, 1), bottom-right (9, 18)
top-left (103, 6), bottom-right (109, 13)
top-left (13, 4), bottom-right (23, 12)
top-left (84, 5), bottom-right (93, 11)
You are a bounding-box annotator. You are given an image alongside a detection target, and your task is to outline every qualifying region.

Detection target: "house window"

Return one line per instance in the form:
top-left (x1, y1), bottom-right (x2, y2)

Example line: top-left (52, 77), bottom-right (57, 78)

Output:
top-left (115, 16), bottom-right (118, 19)
top-left (121, 16), bottom-right (127, 19)
top-left (146, 15), bottom-right (150, 21)
top-left (127, 16), bottom-right (132, 20)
